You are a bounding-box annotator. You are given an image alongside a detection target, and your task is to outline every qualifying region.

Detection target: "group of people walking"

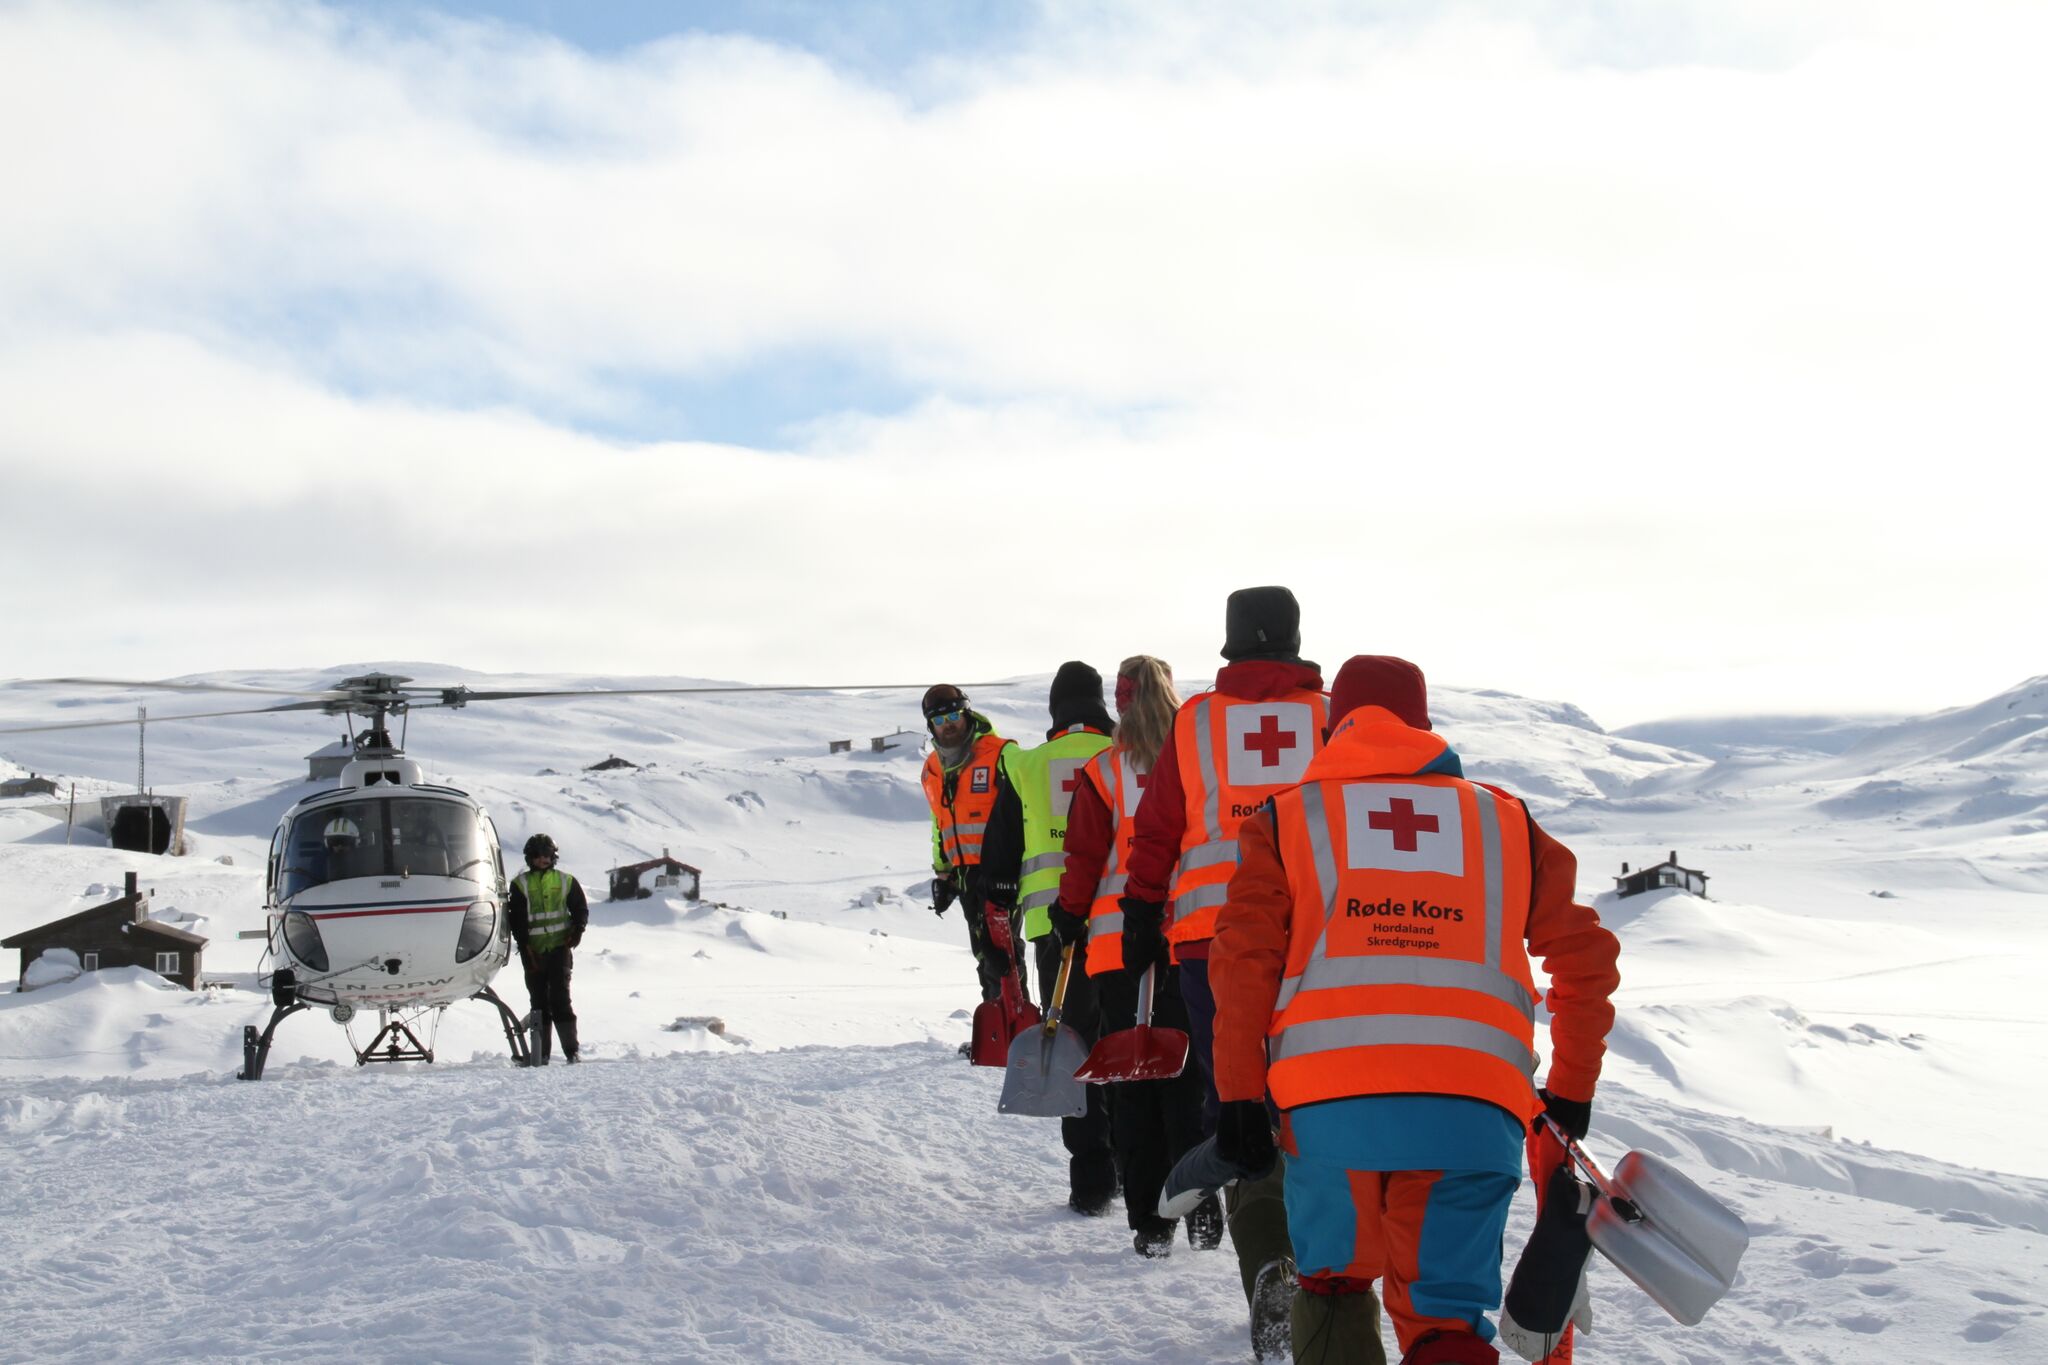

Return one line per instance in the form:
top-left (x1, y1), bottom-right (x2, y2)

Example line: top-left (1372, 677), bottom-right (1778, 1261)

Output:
top-left (920, 586), bottom-right (1622, 1365)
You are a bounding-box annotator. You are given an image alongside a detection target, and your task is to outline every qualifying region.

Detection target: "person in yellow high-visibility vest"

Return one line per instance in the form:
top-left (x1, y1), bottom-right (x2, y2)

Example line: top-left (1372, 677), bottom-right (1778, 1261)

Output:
top-left (508, 832), bottom-right (589, 1064)
top-left (982, 662), bottom-right (1118, 1215)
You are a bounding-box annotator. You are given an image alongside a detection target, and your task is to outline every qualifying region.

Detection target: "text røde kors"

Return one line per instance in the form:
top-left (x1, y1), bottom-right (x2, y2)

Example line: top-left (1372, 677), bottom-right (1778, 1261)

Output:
top-left (1343, 896), bottom-right (1466, 922)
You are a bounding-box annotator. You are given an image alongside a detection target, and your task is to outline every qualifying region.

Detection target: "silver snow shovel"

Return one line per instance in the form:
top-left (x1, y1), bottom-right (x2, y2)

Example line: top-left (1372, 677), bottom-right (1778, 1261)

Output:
top-left (1544, 1117), bottom-right (1749, 1327)
top-left (997, 943), bottom-right (1089, 1118)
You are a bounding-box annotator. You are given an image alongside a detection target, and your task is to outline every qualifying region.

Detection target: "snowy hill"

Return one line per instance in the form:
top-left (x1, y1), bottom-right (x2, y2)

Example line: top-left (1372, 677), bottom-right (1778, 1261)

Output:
top-left (3, 666), bottom-right (2046, 1361)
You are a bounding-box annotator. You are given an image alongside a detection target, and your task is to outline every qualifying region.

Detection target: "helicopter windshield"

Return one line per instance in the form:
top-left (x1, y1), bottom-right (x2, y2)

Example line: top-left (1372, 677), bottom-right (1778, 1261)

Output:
top-left (281, 797), bottom-right (498, 899)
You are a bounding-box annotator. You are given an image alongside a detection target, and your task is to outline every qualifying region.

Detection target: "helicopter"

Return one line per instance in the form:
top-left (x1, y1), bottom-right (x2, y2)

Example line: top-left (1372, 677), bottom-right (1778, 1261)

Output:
top-left (0, 669), bottom-right (978, 1080)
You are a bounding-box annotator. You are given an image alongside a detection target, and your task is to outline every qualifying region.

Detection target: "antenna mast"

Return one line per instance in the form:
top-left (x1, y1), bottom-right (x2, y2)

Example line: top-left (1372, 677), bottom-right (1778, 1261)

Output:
top-left (137, 706), bottom-right (146, 794)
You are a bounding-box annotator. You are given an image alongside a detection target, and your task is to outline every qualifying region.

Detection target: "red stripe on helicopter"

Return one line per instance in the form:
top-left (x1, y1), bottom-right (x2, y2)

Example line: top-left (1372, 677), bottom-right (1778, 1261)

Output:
top-left (306, 904), bottom-right (472, 921)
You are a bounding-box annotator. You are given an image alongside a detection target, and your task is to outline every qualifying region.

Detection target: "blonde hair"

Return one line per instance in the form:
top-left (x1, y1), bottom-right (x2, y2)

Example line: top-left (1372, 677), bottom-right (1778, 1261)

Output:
top-left (1115, 655), bottom-right (1179, 771)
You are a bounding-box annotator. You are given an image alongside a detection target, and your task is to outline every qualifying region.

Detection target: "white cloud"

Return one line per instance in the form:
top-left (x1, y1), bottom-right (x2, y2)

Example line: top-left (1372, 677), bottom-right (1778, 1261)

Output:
top-left (0, 0), bottom-right (2042, 724)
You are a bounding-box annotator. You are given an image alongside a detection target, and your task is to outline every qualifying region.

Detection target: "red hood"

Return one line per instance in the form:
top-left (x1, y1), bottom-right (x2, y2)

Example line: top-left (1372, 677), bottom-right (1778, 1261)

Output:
top-left (1214, 659), bottom-right (1324, 700)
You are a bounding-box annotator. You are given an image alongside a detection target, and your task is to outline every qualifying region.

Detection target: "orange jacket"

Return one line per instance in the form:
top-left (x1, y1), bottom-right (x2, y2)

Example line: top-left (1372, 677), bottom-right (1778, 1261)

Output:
top-left (1067, 745), bottom-right (1150, 976)
top-left (921, 729), bottom-right (1013, 871)
top-left (1160, 681), bottom-right (1328, 947)
top-left (1210, 707), bottom-right (1620, 1114)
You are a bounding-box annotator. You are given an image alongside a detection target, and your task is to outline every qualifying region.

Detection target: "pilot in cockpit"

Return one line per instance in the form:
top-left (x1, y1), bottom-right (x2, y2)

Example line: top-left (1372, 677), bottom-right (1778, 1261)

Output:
top-left (323, 816), bottom-right (366, 880)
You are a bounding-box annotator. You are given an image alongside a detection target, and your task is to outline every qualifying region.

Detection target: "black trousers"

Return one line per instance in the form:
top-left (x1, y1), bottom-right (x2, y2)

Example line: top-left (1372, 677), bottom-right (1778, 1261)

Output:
top-left (1097, 962), bottom-right (1206, 1232)
top-left (1035, 936), bottom-right (1117, 1205)
top-left (522, 945), bottom-right (579, 1059)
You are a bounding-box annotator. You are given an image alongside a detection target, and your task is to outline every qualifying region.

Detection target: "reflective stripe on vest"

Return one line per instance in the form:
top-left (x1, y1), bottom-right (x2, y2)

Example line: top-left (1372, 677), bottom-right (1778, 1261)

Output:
top-left (1166, 689), bottom-right (1327, 946)
top-left (1083, 746), bottom-right (1149, 976)
top-left (517, 869), bottom-right (576, 952)
top-left (922, 733), bottom-right (1010, 869)
top-left (1264, 772), bottom-right (1541, 1120)
top-left (1004, 725), bottom-right (1113, 941)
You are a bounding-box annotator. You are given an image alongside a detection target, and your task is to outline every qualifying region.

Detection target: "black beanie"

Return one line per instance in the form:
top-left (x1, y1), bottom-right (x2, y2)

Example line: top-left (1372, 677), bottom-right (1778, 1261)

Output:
top-left (1048, 661), bottom-right (1113, 735)
top-left (1049, 661), bottom-right (1103, 717)
top-left (1221, 586), bottom-right (1303, 662)
top-left (922, 683), bottom-right (968, 721)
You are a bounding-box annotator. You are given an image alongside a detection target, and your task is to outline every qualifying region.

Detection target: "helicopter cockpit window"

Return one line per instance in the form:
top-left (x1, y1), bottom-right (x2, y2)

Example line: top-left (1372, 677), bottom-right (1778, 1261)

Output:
top-left (280, 798), bottom-right (495, 898)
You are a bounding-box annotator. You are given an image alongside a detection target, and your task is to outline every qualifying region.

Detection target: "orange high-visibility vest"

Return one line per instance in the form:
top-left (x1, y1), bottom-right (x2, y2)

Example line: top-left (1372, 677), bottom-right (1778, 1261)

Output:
top-left (1165, 688), bottom-right (1328, 945)
top-left (1264, 768), bottom-right (1541, 1120)
top-left (1079, 746), bottom-right (1150, 976)
top-left (922, 733), bottom-right (1012, 870)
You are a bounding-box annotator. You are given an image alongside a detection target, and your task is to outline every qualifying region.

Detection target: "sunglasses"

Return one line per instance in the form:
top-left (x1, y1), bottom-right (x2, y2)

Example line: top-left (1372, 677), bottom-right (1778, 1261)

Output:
top-left (927, 707), bottom-right (968, 727)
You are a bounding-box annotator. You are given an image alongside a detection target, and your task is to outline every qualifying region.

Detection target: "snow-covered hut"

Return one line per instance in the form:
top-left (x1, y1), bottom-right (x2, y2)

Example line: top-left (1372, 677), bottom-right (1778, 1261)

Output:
top-left (1615, 850), bottom-right (1709, 899)
top-left (2, 871), bottom-right (207, 990)
top-left (870, 729), bottom-right (922, 753)
top-left (304, 739), bottom-right (354, 783)
top-left (608, 849), bottom-right (702, 902)
top-left (0, 772), bottom-right (59, 798)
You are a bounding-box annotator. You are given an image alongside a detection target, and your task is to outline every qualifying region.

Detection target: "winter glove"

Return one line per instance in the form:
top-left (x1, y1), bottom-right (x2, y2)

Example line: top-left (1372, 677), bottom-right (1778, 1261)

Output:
top-left (1047, 905), bottom-right (1090, 948)
top-left (1501, 1163), bottom-right (1598, 1358)
top-left (1497, 1287), bottom-right (1595, 1365)
top-left (568, 931), bottom-right (583, 948)
top-left (1539, 1088), bottom-right (1592, 1142)
top-left (1214, 1099), bottom-right (1278, 1177)
top-left (931, 874), bottom-right (958, 917)
top-left (982, 944), bottom-right (1012, 979)
top-left (1119, 896), bottom-right (1168, 974)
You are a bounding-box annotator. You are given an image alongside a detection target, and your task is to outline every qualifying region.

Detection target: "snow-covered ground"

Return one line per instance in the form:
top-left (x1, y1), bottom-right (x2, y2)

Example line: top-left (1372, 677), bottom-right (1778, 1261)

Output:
top-left (2, 666), bottom-right (2045, 1362)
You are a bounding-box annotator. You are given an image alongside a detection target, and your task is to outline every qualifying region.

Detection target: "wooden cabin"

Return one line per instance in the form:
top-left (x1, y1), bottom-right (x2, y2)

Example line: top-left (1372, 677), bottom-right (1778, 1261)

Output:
top-left (3, 871), bottom-right (207, 990)
top-left (608, 849), bottom-right (702, 902)
top-left (0, 772), bottom-right (60, 799)
top-left (304, 739), bottom-right (354, 784)
top-left (1614, 850), bottom-right (1710, 899)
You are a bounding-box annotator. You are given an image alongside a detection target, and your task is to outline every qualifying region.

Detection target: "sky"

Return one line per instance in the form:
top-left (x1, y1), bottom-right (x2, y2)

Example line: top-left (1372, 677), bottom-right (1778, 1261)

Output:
top-left (0, 0), bottom-right (2042, 729)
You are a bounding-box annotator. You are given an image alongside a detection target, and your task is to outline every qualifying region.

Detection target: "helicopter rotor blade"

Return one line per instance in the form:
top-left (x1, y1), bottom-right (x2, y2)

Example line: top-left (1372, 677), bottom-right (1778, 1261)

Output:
top-left (24, 677), bottom-right (351, 700)
top-left (0, 700), bottom-right (333, 736)
top-left (444, 682), bottom-right (1013, 704)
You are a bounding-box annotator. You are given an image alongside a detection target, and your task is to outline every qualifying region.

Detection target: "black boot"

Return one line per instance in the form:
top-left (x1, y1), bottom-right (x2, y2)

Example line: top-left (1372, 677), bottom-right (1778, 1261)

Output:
top-left (1133, 1217), bottom-right (1176, 1258)
top-left (1250, 1255), bottom-right (1297, 1362)
top-left (1187, 1190), bottom-right (1224, 1249)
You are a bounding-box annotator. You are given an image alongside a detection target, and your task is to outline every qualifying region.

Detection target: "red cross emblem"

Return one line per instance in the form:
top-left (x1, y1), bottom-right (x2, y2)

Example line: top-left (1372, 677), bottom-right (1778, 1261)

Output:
top-left (1061, 769), bottom-right (1084, 798)
top-left (1367, 797), bottom-right (1440, 852)
top-left (1243, 713), bottom-right (1299, 768)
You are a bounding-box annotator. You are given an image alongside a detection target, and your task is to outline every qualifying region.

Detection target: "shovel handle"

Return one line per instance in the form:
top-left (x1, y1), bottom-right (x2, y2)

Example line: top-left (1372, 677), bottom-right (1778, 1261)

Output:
top-left (1539, 1115), bottom-right (1643, 1223)
top-left (1137, 962), bottom-right (1157, 1025)
top-left (1043, 943), bottom-right (1076, 1036)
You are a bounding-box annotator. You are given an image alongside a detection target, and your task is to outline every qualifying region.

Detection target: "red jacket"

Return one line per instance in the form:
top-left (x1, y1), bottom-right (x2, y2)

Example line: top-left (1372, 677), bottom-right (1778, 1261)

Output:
top-left (1210, 743), bottom-right (1620, 1109)
top-left (1057, 776), bottom-right (1116, 920)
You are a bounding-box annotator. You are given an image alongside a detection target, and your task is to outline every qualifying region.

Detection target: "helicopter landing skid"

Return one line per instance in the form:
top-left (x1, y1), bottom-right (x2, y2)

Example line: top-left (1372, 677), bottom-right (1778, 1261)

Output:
top-left (238, 1000), bottom-right (311, 1081)
top-left (474, 985), bottom-right (534, 1067)
top-left (356, 1014), bottom-right (436, 1066)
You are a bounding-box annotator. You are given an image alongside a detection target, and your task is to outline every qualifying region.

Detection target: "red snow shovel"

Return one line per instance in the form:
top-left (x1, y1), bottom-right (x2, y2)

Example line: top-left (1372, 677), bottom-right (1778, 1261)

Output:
top-left (998, 944), bottom-right (1089, 1118)
top-left (1074, 962), bottom-right (1188, 1083)
top-left (970, 951), bottom-right (1040, 1066)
